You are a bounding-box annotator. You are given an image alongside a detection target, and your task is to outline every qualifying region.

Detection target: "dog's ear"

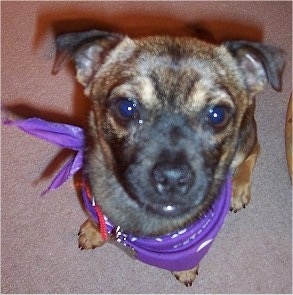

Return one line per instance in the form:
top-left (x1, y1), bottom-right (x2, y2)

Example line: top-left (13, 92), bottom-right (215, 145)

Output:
top-left (52, 29), bottom-right (124, 87)
top-left (224, 40), bottom-right (286, 94)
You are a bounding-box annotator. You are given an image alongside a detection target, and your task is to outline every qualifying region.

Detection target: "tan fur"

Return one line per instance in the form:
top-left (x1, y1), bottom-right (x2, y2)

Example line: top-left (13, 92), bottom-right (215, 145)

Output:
top-left (231, 142), bottom-right (261, 211)
top-left (172, 265), bottom-right (199, 287)
top-left (78, 219), bottom-right (106, 249)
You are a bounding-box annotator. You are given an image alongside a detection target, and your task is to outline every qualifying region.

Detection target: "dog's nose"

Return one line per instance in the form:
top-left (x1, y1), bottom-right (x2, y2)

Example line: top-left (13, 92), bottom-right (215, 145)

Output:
top-left (151, 161), bottom-right (195, 196)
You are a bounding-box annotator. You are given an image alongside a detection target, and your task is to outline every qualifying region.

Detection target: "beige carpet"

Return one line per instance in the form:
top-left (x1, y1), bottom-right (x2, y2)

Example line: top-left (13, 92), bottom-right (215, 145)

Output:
top-left (1, 1), bottom-right (292, 294)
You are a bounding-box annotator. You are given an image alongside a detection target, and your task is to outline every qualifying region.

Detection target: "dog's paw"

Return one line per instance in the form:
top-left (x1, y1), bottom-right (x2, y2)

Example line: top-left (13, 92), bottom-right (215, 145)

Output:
top-left (172, 265), bottom-right (199, 287)
top-left (78, 219), bottom-right (106, 250)
top-left (230, 183), bottom-right (251, 213)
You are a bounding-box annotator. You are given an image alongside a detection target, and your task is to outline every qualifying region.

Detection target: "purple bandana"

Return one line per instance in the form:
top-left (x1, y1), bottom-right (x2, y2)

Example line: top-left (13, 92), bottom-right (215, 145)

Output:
top-left (5, 117), bottom-right (231, 272)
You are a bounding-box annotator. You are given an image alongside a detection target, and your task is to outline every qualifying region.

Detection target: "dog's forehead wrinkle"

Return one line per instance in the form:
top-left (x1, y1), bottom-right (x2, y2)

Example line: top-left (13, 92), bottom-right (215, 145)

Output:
top-left (145, 67), bottom-right (201, 110)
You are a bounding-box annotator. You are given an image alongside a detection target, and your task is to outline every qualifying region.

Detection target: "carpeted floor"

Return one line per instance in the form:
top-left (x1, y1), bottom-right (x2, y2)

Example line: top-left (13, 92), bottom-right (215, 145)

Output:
top-left (1, 1), bottom-right (292, 294)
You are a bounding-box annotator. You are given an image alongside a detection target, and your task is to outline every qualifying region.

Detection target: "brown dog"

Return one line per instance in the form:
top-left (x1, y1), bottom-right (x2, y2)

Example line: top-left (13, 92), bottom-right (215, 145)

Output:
top-left (53, 29), bottom-right (285, 286)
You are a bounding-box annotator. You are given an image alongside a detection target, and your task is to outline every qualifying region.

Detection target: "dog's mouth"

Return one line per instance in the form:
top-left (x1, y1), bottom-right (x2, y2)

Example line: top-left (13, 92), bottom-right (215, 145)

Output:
top-left (144, 201), bottom-right (195, 217)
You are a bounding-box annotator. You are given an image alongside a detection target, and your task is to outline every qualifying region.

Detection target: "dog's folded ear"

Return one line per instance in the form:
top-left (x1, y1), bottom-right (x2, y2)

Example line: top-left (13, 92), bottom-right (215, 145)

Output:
top-left (52, 29), bottom-right (124, 87)
top-left (224, 40), bottom-right (286, 94)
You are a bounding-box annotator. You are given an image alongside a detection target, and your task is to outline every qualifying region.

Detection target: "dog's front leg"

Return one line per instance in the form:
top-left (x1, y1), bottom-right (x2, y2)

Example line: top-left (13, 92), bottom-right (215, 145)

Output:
top-left (231, 142), bottom-right (260, 212)
top-left (78, 219), bottom-right (106, 250)
top-left (172, 265), bottom-right (199, 287)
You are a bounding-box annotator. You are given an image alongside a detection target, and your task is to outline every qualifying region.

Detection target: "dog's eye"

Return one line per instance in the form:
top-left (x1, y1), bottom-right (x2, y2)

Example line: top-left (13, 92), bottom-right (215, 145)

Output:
top-left (114, 98), bottom-right (138, 122)
top-left (207, 105), bottom-right (230, 129)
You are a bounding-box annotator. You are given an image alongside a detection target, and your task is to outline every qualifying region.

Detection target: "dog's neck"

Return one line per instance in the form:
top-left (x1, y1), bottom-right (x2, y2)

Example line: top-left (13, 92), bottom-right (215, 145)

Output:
top-left (82, 174), bottom-right (231, 272)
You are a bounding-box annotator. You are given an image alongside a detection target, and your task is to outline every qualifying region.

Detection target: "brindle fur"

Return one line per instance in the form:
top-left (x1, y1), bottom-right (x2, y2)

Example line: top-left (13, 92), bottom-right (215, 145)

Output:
top-left (53, 29), bottom-right (285, 286)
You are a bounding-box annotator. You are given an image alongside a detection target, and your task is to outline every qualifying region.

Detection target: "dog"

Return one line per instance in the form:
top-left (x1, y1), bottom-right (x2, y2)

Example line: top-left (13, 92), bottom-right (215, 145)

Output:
top-left (52, 29), bottom-right (285, 286)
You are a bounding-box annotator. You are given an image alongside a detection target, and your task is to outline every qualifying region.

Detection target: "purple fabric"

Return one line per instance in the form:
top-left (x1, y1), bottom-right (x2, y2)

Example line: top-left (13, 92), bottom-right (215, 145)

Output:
top-left (5, 117), bottom-right (231, 271)
top-left (4, 118), bottom-right (84, 195)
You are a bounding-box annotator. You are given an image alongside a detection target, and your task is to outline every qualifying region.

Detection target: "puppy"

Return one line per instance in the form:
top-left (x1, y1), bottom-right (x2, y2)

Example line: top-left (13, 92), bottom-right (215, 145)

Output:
top-left (53, 29), bottom-right (285, 286)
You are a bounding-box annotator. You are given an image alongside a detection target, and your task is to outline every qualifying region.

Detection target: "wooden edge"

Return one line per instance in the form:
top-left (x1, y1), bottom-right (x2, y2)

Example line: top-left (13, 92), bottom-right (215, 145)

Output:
top-left (285, 93), bottom-right (292, 181)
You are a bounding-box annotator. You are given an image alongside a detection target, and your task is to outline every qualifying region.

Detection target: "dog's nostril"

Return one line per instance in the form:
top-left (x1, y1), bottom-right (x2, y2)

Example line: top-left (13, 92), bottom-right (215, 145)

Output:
top-left (152, 162), bottom-right (194, 195)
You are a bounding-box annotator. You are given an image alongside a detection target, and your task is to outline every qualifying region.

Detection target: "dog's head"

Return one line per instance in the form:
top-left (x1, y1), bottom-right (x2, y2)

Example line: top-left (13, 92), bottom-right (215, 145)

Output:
top-left (54, 29), bottom-right (285, 236)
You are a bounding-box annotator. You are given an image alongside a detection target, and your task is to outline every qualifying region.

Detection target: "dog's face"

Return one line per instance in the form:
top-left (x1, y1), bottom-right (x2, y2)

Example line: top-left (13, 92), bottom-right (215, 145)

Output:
top-left (55, 30), bottom-right (285, 236)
